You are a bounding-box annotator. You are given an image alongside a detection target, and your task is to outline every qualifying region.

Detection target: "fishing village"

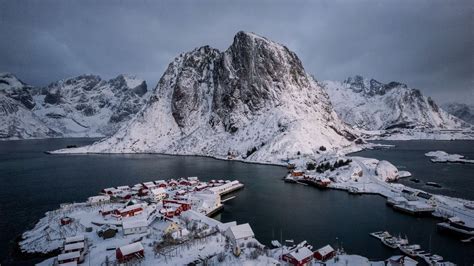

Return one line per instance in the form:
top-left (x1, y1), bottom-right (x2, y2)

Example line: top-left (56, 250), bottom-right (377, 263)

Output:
top-left (16, 172), bottom-right (465, 266)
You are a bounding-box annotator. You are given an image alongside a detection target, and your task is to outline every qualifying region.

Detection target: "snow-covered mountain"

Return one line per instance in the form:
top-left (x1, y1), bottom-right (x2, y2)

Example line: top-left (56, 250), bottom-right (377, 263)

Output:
top-left (0, 73), bottom-right (150, 139)
top-left (55, 31), bottom-right (361, 163)
top-left (442, 103), bottom-right (474, 125)
top-left (323, 76), bottom-right (468, 136)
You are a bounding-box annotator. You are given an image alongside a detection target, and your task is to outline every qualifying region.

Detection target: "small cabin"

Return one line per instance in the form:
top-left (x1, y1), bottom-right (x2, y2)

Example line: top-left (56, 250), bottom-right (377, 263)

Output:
top-left (314, 244), bottom-right (335, 261)
top-left (281, 246), bottom-right (314, 266)
top-left (60, 217), bottom-right (73, 226)
top-left (291, 170), bottom-right (304, 177)
top-left (116, 242), bottom-right (144, 263)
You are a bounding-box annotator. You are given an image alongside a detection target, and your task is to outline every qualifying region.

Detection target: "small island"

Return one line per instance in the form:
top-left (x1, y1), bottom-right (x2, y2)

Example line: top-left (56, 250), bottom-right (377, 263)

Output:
top-left (425, 151), bottom-right (474, 164)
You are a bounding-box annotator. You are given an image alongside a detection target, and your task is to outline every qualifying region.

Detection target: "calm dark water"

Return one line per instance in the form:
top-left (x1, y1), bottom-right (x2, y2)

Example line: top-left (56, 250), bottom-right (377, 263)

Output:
top-left (0, 139), bottom-right (473, 265)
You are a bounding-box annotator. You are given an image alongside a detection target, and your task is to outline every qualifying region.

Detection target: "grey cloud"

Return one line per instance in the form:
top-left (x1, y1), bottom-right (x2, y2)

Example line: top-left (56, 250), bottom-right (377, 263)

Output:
top-left (0, 0), bottom-right (472, 103)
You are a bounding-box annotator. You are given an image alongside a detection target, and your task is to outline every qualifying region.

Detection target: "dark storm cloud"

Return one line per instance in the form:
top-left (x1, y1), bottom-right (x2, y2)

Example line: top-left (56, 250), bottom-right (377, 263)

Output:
top-left (0, 0), bottom-right (472, 103)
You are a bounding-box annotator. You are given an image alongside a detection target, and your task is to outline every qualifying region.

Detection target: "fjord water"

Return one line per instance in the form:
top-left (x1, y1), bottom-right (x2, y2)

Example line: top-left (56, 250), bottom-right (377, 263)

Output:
top-left (0, 139), bottom-right (472, 264)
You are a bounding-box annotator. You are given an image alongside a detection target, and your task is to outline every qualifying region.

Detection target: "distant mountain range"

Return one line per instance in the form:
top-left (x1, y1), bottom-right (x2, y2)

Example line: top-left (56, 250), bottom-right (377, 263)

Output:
top-left (323, 76), bottom-right (471, 139)
top-left (0, 73), bottom-right (150, 140)
top-left (441, 103), bottom-right (474, 125)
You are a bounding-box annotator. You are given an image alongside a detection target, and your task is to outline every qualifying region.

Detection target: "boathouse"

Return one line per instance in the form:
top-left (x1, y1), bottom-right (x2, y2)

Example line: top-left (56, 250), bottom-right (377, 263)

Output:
top-left (116, 242), bottom-right (144, 263)
top-left (314, 244), bottom-right (335, 261)
top-left (281, 246), bottom-right (314, 266)
top-left (225, 223), bottom-right (255, 246)
top-left (291, 170), bottom-right (304, 177)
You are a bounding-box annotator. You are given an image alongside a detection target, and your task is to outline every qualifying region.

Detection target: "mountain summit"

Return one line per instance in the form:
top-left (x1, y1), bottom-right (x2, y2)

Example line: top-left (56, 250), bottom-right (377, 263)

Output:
top-left (57, 31), bottom-right (360, 163)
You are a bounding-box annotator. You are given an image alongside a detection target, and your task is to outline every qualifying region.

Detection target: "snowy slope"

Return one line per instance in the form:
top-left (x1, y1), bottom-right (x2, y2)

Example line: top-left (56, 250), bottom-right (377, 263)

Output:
top-left (0, 73), bottom-right (150, 139)
top-left (0, 92), bottom-right (59, 139)
top-left (323, 76), bottom-right (468, 133)
top-left (442, 103), bottom-right (474, 125)
top-left (54, 31), bottom-right (361, 164)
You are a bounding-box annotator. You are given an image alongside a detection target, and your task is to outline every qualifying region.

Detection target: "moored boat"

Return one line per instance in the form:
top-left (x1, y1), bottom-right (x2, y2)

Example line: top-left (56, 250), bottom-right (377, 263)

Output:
top-left (369, 231), bottom-right (391, 240)
top-left (399, 244), bottom-right (422, 257)
top-left (437, 216), bottom-right (474, 237)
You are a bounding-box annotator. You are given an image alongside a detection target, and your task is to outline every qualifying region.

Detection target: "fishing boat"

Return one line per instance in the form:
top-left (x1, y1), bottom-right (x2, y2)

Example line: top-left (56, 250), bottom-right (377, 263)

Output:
top-left (381, 236), bottom-right (399, 249)
top-left (464, 202), bottom-right (474, 210)
top-left (423, 254), bottom-right (443, 265)
top-left (399, 244), bottom-right (422, 257)
top-left (437, 216), bottom-right (474, 237)
top-left (369, 231), bottom-right (391, 240)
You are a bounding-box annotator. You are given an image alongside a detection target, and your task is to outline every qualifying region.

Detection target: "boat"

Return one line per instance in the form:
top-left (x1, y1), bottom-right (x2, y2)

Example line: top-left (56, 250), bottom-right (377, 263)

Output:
top-left (464, 202), bottom-right (474, 210)
top-left (271, 240), bottom-right (282, 248)
top-left (369, 231), bottom-right (391, 240)
top-left (437, 216), bottom-right (474, 237)
top-left (426, 182), bottom-right (442, 188)
top-left (348, 187), bottom-right (361, 195)
top-left (423, 254), bottom-right (443, 265)
top-left (399, 244), bottom-right (422, 257)
top-left (381, 236), bottom-right (399, 249)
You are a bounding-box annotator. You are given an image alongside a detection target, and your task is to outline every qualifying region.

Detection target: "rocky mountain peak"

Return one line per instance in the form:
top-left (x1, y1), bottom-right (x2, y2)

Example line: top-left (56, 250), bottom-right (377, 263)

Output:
top-left (344, 75), bottom-right (408, 96)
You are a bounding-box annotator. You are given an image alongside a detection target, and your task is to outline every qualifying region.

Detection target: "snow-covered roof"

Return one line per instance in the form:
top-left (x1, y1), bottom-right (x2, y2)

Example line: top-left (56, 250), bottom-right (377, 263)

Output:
top-left (288, 246), bottom-right (313, 262)
top-left (121, 203), bottom-right (146, 213)
top-left (64, 242), bottom-right (85, 251)
top-left (118, 242), bottom-right (144, 256)
top-left (150, 187), bottom-right (167, 195)
top-left (65, 235), bottom-right (84, 244)
top-left (228, 223), bottom-right (254, 240)
top-left (58, 251), bottom-right (81, 261)
top-left (122, 219), bottom-right (148, 230)
top-left (316, 244), bottom-right (334, 256)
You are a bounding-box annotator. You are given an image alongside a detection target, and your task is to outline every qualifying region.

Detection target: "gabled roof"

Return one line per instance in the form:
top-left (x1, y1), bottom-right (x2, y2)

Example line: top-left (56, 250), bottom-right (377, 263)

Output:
top-left (227, 223), bottom-right (254, 240)
top-left (288, 246), bottom-right (313, 262)
top-left (316, 244), bottom-right (334, 256)
top-left (118, 242), bottom-right (144, 256)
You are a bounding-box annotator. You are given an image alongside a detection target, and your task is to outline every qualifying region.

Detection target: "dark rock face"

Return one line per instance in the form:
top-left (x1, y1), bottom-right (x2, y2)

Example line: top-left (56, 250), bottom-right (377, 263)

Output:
top-left (44, 90), bottom-right (61, 104)
top-left (166, 32), bottom-right (315, 134)
top-left (344, 75), bottom-right (409, 96)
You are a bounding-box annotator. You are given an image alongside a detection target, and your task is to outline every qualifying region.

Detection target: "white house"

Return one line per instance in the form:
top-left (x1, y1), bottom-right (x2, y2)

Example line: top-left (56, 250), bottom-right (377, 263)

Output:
top-left (150, 187), bottom-right (167, 202)
top-left (122, 219), bottom-right (148, 235)
top-left (225, 223), bottom-right (255, 246)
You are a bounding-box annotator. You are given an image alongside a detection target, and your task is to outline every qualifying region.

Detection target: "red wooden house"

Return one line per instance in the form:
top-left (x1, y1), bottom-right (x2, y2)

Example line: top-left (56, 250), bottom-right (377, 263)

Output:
top-left (116, 242), bottom-right (144, 263)
top-left (314, 245), bottom-right (335, 261)
top-left (281, 246), bottom-right (314, 266)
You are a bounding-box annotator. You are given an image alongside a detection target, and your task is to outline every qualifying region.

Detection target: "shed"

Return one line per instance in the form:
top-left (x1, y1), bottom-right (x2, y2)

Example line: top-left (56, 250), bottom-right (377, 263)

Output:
top-left (225, 223), bottom-right (255, 246)
top-left (116, 242), bottom-right (144, 263)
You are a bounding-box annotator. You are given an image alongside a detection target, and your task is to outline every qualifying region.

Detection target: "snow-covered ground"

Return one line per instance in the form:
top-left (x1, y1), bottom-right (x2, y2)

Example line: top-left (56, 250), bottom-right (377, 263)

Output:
top-left (425, 150), bottom-right (474, 164)
top-left (286, 155), bottom-right (474, 228)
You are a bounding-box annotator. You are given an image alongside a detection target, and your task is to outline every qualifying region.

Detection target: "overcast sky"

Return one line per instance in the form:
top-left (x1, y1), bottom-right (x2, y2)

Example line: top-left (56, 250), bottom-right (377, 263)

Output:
top-left (0, 0), bottom-right (472, 104)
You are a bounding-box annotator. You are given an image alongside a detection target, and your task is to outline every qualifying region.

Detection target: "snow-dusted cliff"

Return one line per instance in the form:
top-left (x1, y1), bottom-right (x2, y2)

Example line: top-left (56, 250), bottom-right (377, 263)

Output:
top-left (0, 73), bottom-right (149, 139)
top-left (54, 32), bottom-right (361, 163)
top-left (442, 103), bottom-right (474, 125)
top-left (323, 76), bottom-right (470, 139)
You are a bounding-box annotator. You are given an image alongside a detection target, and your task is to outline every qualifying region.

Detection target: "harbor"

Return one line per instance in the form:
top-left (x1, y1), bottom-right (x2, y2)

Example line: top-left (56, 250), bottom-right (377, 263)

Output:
top-left (370, 231), bottom-right (456, 265)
